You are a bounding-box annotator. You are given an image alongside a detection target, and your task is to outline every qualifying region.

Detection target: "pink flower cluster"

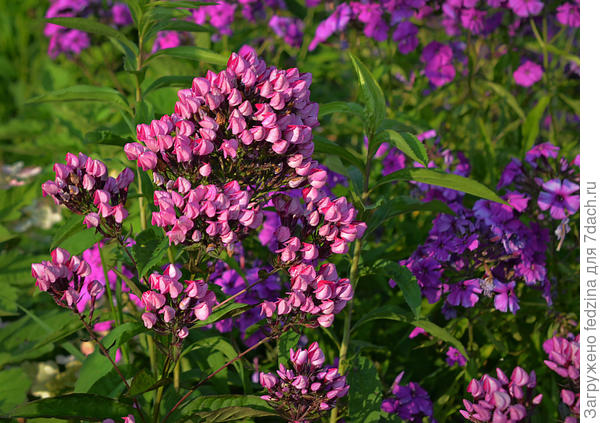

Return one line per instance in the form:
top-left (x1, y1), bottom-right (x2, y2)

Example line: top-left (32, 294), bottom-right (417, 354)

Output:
top-left (31, 248), bottom-right (100, 312)
top-left (42, 152), bottom-right (134, 234)
top-left (259, 342), bottom-right (348, 421)
top-left (151, 178), bottom-right (263, 246)
top-left (141, 264), bottom-right (216, 340)
top-left (543, 334), bottom-right (580, 422)
top-left (261, 262), bottom-right (352, 328)
top-left (460, 367), bottom-right (542, 423)
top-left (125, 46), bottom-right (319, 195)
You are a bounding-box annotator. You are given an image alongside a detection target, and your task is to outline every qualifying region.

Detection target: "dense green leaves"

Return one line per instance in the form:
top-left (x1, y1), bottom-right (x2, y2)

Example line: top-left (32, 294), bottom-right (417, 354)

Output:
top-left (133, 227), bottom-right (170, 277)
top-left (347, 356), bottom-right (384, 423)
top-left (8, 394), bottom-right (136, 419)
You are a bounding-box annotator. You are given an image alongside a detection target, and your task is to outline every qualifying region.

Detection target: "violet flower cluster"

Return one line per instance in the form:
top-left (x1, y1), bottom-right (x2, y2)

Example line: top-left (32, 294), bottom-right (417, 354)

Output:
top-left (460, 367), bottom-right (543, 423)
top-left (381, 371), bottom-right (436, 423)
top-left (259, 342), bottom-right (349, 422)
top-left (543, 333), bottom-right (580, 423)
top-left (31, 248), bottom-right (99, 312)
top-left (42, 153), bottom-right (134, 237)
top-left (44, 0), bottom-right (131, 58)
top-left (141, 264), bottom-right (217, 340)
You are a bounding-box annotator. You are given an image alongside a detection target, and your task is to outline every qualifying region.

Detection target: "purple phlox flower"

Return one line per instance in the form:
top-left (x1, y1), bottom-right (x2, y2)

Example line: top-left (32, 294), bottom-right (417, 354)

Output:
top-left (446, 279), bottom-right (482, 308)
top-left (556, 2), bottom-right (579, 27)
top-left (513, 60), bottom-right (543, 87)
top-left (111, 3), bottom-right (132, 26)
top-left (269, 15), bottom-right (304, 48)
top-left (192, 1), bottom-right (236, 36)
top-left (525, 142), bottom-right (559, 166)
top-left (493, 280), bottom-right (520, 314)
top-left (421, 41), bottom-right (455, 87)
top-left (497, 158), bottom-right (524, 189)
top-left (309, 3), bottom-right (352, 51)
top-left (446, 346), bottom-right (467, 367)
top-left (152, 31), bottom-right (182, 53)
top-left (408, 327), bottom-right (427, 338)
top-left (508, 0), bottom-right (543, 17)
top-left (461, 8), bottom-right (487, 34)
top-left (393, 21), bottom-right (419, 54)
top-left (537, 178), bottom-right (580, 219)
top-left (306, 0), bottom-right (321, 7)
top-left (381, 372), bottom-right (436, 422)
top-left (505, 191), bottom-right (530, 212)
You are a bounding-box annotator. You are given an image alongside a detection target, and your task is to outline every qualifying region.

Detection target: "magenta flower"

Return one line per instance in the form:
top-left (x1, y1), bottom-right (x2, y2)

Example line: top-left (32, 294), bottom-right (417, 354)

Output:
top-left (446, 346), bottom-right (467, 367)
top-left (513, 61), bottom-right (543, 87)
top-left (393, 21), bottom-right (419, 54)
top-left (493, 281), bottom-right (520, 314)
top-left (507, 0), bottom-right (543, 17)
top-left (556, 2), bottom-right (580, 27)
top-left (308, 3), bottom-right (352, 51)
top-left (537, 179), bottom-right (580, 219)
top-left (421, 42), bottom-right (456, 87)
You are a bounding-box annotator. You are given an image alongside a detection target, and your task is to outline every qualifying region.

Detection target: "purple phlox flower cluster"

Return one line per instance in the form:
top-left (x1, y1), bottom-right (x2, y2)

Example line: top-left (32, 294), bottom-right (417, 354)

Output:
top-left (78, 242), bottom-right (141, 313)
top-left (309, 3), bottom-right (352, 51)
top-left (538, 179), bottom-right (579, 220)
top-left (556, 2), bottom-right (580, 27)
top-left (543, 332), bottom-right (580, 422)
top-left (421, 41), bottom-right (456, 87)
top-left (460, 367), bottom-right (543, 423)
top-left (31, 248), bottom-right (98, 312)
top-left (381, 371), bottom-right (436, 423)
top-left (507, 0), bottom-right (543, 17)
top-left (141, 264), bottom-right (217, 340)
top-left (269, 15), bottom-right (304, 48)
top-left (44, 0), bottom-right (131, 58)
top-left (513, 60), bottom-right (543, 87)
top-left (261, 261), bottom-right (353, 328)
top-left (210, 263), bottom-right (282, 346)
top-left (42, 152), bottom-right (134, 236)
top-left (446, 346), bottom-right (467, 367)
top-left (259, 342), bottom-right (348, 421)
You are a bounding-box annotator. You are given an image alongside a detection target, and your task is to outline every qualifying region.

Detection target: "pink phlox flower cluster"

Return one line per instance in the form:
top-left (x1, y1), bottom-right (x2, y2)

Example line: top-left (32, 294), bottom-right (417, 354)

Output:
top-left (141, 264), bottom-right (216, 340)
top-left (556, 2), bottom-right (580, 27)
top-left (42, 152), bottom-right (134, 233)
top-left (460, 367), bottom-right (543, 423)
top-left (259, 342), bottom-right (348, 421)
top-left (543, 334), bottom-right (580, 381)
top-left (260, 262), bottom-right (353, 328)
top-left (31, 247), bottom-right (98, 311)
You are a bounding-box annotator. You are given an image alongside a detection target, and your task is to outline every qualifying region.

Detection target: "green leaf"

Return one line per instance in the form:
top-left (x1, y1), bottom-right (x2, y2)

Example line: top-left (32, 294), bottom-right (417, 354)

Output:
top-left (374, 129), bottom-right (428, 166)
top-left (283, 0), bottom-right (307, 19)
top-left (192, 302), bottom-right (253, 329)
top-left (411, 320), bottom-right (469, 359)
top-left (278, 330), bottom-right (300, 366)
top-left (143, 75), bottom-right (195, 97)
top-left (44, 17), bottom-right (138, 60)
top-left (194, 406), bottom-right (277, 422)
top-left (318, 101), bottom-right (364, 119)
top-left (0, 367), bottom-right (31, 415)
top-left (8, 394), bottom-right (136, 419)
top-left (386, 263), bottom-right (422, 318)
top-left (365, 197), bottom-right (453, 236)
top-left (57, 226), bottom-right (104, 256)
top-left (485, 81), bottom-right (525, 120)
top-left (351, 305), bottom-right (410, 334)
top-left (133, 227), bottom-right (169, 278)
top-left (522, 95), bottom-right (551, 154)
top-left (50, 214), bottom-right (84, 250)
top-left (75, 322), bottom-right (144, 393)
top-left (85, 128), bottom-right (134, 146)
top-left (147, 46), bottom-right (228, 66)
top-left (313, 134), bottom-right (364, 171)
top-left (27, 85), bottom-right (131, 114)
top-left (347, 356), bottom-right (384, 423)
top-left (147, 0), bottom-right (214, 8)
top-left (147, 19), bottom-right (211, 39)
top-left (180, 336), bottom-right (244, 385)
top-left (348, 53), bottom-right (386, 134)
top-left (373, 168), bottom-right (507, 205)
top-left (181, 395), bottom-right (275, 422)
top-left (127, 369), bottom-right (171, 397)
top-left (558, 94), bottom-right (579, 115)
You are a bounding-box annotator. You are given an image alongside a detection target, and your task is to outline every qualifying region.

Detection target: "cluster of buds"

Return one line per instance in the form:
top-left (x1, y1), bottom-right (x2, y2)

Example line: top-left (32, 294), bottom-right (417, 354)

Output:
top-left (460, 367), bottom-right (543, 423)
top-left (141, 264), bottom-right (216, 340)
top-left (543, 334), bottom-right (580, 422)
top-left (261, 263), bottom-right (352, 328)
top-left (31, 248), bottom-right (100, 312)
top-left (381, 371), bottom-right (436, 422)
top-left (125, 45), bottom-right (319, 195)
top-left (151, 179), bottom-right (263, 247)
top-left (259, 342), bottom-right (348, 421)
top-left (41, 152), bottom-right (134, 236)
top-left (272, 188), bottom-right (366, 265)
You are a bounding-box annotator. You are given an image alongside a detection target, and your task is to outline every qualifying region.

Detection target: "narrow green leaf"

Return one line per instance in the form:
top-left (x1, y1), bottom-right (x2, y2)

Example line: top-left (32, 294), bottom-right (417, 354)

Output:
top-left (485, 81), bottom-right (525, 120)
top-left (522, 95), bottom-right (551, 154)
top-left (347, 356), bottom-right (384, 423)
top-left (313, 134), bottom-right (364, 171)
top-left (127, 369), bottom-right (171, 397)
top-left (193, 302), bottom-right (252, 329)
top-left (559, 94), bottom-right (580, 115)
top-left (194, 406), bottom-right (277, 422)
top-left (182, 395), bottom-right (272, 415)
top-left (143, 75), bottom-right (195, 96)
top-left (375, 129), bottom-right (428, 165)
top-left (50, 214), bottom-right (84, 250)
top-left (147, 46), bottom-right (228, 66)
top-left (278, 330), bottom-right (300, 366)
top-left (0, 368), bottom-right (31, 414)
top-left (351, 305), bottom-right (410, 334)
top-left (348, 53), bottom-right (386, 134)
top-left (373, 168), bottom-right (507, 205)
top-left (149, 19), bottom-right (212, 36)
top-left (318, 101), bottom-right (364, 119)
top-left (147, 0), bottom-right (215, 8)
top-left (412, 320), bottom-right (469, 359)
top-left (8, 394), bottom-right (136, 419)
top-left (133, 227), bottom-right (169, 278)
top-left (387, 264), bottom-right (422, 318)
top-left (27, 85), bottom-right (131, 114)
